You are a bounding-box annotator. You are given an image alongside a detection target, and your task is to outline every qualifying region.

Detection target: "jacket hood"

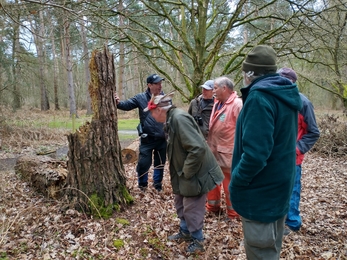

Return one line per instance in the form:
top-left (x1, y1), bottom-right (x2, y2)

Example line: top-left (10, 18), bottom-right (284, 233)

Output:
top-left (242, 74), bottom-right (302, 111)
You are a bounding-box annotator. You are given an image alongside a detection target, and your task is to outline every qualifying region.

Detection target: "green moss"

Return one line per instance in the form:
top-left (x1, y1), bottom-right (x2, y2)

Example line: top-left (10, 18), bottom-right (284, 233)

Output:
top-left (113, 203), bottom-right (120, 212)
top-left (89, 193), bottom-right (113, 219)
top-left (140, 248), bottom-right (149, 258)
top-left (116, 218), bottom-right (130, 225)
top-left (113, 239), bottom-right (124, 250)
top-left (148, 237), bottom-right (166, 252)
top-left (120, 185), bottom-right (134, 204)
top-left (88, 191), bottom-right (131, 219)
top-left (0, 252), bottom-right (9, 260)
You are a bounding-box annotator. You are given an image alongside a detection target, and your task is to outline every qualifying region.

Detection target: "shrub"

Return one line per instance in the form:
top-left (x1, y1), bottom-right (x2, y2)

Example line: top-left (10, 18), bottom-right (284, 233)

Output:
top-left (313, 114), bottom-right (347, 157)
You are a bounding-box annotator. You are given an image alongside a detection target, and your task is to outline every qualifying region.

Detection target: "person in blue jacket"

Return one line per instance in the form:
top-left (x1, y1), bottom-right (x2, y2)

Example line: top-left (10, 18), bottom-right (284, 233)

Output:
top-left (115, 74), bottom-right (166, 191)
top-left (278, 67), bottom-right (320, 234)
top-left (229, 45), bottom-right (302, 259)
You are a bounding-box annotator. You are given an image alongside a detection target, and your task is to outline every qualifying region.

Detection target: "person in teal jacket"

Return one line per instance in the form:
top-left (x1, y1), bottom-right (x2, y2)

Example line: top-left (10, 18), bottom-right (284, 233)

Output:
top-left (229, 45), bottom-right (302, 259)
top-left (144, 91), bottom-right (224, 254)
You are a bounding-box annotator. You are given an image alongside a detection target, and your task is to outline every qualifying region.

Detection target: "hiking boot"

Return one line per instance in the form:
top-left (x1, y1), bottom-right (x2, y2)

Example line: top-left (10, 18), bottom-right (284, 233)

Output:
top-left (186, 239), bottom-right (204, 253)
top-left (153, 182), bottom-right (162, 192)
top-left (284, 226), bottom-right (299, 236)
top-left (139, 185), bottom-right (147, 192)
top-left (168, 231), bottom-right (192, 242)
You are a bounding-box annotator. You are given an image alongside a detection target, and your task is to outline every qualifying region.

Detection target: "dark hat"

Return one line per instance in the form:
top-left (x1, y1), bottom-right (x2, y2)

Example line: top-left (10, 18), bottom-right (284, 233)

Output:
top-left (277, 67), bottom-right (297, 83)
top-left (200, 80), bottom-right (214, 90)
top-left (147, 74), bottom-right (165, 84)
top-left (242, 45), bottom-right (277, 75)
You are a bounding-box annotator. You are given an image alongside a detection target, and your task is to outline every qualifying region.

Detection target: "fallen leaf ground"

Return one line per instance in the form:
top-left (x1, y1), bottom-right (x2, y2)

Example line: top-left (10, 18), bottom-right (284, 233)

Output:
top-left (0, 149), bottom-right (346, 260)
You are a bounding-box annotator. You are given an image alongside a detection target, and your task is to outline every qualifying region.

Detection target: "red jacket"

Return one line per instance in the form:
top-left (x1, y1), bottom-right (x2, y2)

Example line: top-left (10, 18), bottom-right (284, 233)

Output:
top-left (296, 93), bottom-right (320, 165)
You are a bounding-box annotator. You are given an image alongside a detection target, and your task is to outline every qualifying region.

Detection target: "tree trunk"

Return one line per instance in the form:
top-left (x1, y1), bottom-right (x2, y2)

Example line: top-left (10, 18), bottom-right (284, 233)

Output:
top-left (51, 30), bottom-right (60, 110)
top-left (80, 18), bottom-right (92, 116)
top-left (11, 1), bottom-right (21, 111)
top-left (66, 46), bottom-right (131, 216)
top-left (117, 0), bottom-right (125, 100)
top-left (38, 10), bottom-right (50, 111)
top-left (64, 16), bottom-right (78, 117)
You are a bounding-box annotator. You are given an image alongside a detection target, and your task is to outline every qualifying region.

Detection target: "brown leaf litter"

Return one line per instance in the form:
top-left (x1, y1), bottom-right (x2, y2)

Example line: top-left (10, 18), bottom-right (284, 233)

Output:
top-left (0, 152), bottom-right (346, 259)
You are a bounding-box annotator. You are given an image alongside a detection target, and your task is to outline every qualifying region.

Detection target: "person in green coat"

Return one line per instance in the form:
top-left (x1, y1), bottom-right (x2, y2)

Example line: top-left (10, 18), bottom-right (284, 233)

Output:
top-left (144, 91), bottom-right (224, 254)
top-left (229, 45), bottom-right (302, 259)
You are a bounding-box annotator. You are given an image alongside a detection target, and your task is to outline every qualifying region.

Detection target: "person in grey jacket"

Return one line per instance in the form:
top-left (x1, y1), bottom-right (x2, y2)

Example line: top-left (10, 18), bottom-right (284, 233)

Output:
top-left (144, 91), bottom-right (224, 253)
top-left (188, 80), bottom-right (215, 139)
top-left (114, 74), bottom-right (166, 191)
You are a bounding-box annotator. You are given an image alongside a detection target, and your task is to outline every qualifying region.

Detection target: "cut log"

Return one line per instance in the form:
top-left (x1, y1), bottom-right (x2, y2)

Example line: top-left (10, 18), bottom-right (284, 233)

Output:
top-left (14, 155), bottom-right (67, 199)
top-left (121, 139), bottom-right (139, 164)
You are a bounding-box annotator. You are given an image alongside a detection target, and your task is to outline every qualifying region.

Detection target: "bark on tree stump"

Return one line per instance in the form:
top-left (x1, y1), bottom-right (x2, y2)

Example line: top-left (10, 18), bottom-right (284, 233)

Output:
top-left (121, 139), bottom-right (139, 164)
top-left (14, 155), bottom-right (67, 199)
top-left (65, 46), bottom-right (130, 215)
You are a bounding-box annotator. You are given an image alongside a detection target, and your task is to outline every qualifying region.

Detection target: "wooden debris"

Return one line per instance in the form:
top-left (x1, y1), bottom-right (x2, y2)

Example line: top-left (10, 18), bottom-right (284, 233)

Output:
top-left (121, 139), bottom-right (139, 164)
top-left (14, 155), bottom-right (67, 199)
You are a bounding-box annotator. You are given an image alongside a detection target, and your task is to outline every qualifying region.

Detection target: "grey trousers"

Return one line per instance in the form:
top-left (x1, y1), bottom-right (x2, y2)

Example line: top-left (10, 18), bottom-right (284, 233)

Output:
top-left (241, 215), bottom-right (286, 260)
top-left (174, 193), bottom-right (206, 237)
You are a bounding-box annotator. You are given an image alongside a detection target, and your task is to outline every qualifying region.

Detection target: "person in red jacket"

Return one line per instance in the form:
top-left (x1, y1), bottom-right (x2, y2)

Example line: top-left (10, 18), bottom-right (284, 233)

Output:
top-left (206, 76), bottom-right (243, 220)
top-left (278, 67), bottom-right (320, 234)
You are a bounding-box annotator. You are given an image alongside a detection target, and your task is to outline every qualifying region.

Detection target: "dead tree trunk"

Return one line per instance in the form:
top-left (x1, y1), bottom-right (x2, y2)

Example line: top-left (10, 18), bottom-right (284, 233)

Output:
top-left (66, 46), bottom-right (131, 216)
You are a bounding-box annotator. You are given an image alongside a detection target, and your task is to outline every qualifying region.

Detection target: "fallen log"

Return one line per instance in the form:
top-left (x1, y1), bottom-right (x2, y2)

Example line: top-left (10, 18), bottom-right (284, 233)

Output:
top-left (121, 139), bottom-right (139, 164)
top-left (14, 155), bottom-right (67, 199)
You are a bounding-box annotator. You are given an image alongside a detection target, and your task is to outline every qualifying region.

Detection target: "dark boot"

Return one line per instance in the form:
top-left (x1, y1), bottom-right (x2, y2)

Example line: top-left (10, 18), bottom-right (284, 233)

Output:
top-left (186, 239), bottom-right (204, 253)
top-left (168, 231), bottom-right (192, 242)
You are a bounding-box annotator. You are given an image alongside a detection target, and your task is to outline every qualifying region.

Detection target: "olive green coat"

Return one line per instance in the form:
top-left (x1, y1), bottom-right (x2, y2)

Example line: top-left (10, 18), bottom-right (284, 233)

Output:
top-left (165, 107), bottom-right (224, 197)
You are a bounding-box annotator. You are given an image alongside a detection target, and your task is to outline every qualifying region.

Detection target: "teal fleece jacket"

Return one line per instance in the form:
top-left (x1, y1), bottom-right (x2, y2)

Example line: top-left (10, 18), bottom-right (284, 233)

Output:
top-left (229, 74), bottom-right (302, 223)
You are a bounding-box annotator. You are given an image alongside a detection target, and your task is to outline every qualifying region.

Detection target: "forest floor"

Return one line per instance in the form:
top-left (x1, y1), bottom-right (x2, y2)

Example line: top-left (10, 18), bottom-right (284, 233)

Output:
top-left (0, 109), bottom-right (346, 259)
top-left (1, 147), bottom-right (346, 259)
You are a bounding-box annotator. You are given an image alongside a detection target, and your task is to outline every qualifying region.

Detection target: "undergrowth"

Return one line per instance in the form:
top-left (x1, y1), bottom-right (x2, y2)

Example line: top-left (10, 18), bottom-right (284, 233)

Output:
top-left (313, 114), bottom-right (347, 157)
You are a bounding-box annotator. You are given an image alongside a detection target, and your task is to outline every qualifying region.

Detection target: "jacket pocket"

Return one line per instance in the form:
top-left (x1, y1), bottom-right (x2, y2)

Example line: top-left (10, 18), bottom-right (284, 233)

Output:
top-left (216, 145), bottom-right (233, 169)
top-left (179, 174), bottom-right (201, 197)
top-left (231, 165), bottom-right (249, 187)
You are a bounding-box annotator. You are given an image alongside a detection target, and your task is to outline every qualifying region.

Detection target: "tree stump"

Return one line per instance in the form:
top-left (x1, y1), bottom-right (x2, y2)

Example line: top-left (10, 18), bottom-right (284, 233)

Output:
top-left (121, 139), bottom-right (139, 164)
top-left (65, 46), bottom-right (131, 216)
top-left (14, 155), bottom-right (67, 199)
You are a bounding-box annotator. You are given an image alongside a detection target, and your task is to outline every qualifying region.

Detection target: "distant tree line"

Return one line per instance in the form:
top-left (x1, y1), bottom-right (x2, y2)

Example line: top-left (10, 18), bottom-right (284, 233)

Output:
top-left (0, 0), bottom-right (346, 113)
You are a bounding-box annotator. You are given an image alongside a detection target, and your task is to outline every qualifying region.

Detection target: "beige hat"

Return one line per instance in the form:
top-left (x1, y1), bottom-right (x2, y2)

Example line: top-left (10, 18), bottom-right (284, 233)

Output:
top-left (144, 90), bottom-right (175, 112)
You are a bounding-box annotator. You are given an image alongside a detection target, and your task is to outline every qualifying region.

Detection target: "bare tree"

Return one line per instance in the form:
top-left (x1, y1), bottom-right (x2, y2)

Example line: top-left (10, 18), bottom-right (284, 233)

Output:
top-left (277, 0), bottom-right (347, 111)
top-left (80, 17), bottom-right (92, 115)
top-left (117, 0), bottom-right (126, 101)
top-left (50, 27), bottom-right (60, 110)
top-left (95, 0), bottom-right (310, 99)
top-left (11, 0), bottom-right (22, 110)
top-left (63, 12), bottom-right (78, 117)
top-left (31, 8), bottom-right (50, 111)
top-left (2, 0), bottom-right (347, 112)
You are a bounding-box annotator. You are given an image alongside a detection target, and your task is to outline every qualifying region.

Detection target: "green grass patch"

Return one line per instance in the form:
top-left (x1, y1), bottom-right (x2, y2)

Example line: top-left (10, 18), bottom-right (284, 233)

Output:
top-left (5, 112), bottom-right (139, 142)
top-left (118, 133), bottom-right (138, 141)
top-left (48, 118), bottom-right (139, 131)
top-left (117, 119), bottom-right (139, 130)
top-left (7, 114), bottom-right (139, 131)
